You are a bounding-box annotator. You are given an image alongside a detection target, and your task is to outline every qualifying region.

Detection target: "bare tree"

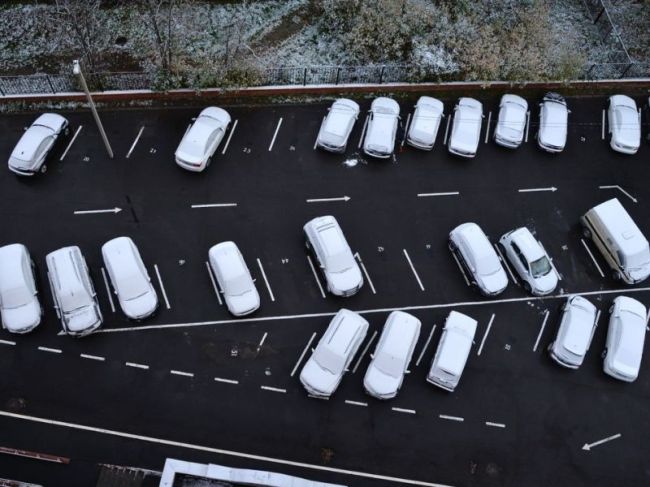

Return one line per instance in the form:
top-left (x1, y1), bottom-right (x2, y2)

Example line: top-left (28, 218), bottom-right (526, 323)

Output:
top-left (54, 0), bottom-right (104, 72)
top-left (140, 0), bottom-right (181, 72)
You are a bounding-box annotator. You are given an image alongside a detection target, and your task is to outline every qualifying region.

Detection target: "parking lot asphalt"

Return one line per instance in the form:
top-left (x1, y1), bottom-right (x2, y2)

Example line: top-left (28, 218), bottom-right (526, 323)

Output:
top-left (1, 94), bottom-right (650, 487)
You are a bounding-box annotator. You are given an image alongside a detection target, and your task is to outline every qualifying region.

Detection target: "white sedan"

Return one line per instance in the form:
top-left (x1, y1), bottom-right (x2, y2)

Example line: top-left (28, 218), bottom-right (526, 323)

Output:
top-left (363, 97), bottom-right (400, 158)
top-left (548, 295), bottom-right (598, 369)
top-left (494, 94), bottom-right (528, 148)
top-left (608, 95), bottom-right (640, 154)
top-left (8, 113), bottom-right (68, 176)
top-left (316, 99), bottom-right (360, 153)
top-left (603, 296), bottom-right (646, 382)
top-left (174, 107), bottom-right (231, 172)
top-left (538, 92), bottom-right (569, 153)
top-left (0, 244), bottom-right (42, 333)
top-left (406, 96), bottom-right (444, 150)
top-left (448, 97), bottom-right (483, 158)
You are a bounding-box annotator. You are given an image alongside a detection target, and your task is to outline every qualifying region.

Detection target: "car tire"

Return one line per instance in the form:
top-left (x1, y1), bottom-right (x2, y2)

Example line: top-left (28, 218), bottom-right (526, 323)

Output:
top-left (582, 226), bottom-right (592, 239)
top-left (40, 165), bottom-right (47, 174)
top-left (448, 240), bottom-right (457, 252)
top-left (523, 282), bottom-right (532, 294)
top-left (601, 348), bottom-right (607, 359)
top-left (305, 239), bottom-right (311, 250)
top-left (612, 270), bottom-right (621, 281)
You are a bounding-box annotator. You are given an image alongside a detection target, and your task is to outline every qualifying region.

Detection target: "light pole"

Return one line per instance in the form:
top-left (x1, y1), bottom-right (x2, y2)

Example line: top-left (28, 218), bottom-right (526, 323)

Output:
top-left (73, 59), bottom-right (114, 159)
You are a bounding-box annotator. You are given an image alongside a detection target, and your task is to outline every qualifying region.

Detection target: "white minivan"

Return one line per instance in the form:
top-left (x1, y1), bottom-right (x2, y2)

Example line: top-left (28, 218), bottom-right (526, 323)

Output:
top-left (427, 311), bottom-right (477, 392)
top-left (581, 198), bottom-right (650, 284)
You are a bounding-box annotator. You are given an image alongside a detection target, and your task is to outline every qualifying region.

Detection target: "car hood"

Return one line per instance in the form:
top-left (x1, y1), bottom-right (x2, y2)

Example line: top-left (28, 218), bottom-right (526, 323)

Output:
top-left (612, 124), bottom-right (640, 148)
top-left (2, 300), bottom-right (40, 332)
top-left (300, 359), bottom-right (340, 396)
top-left (65, 306), bottom-right (101, 333)
top-left (540, 106), bottom-right (567, 147)
top-left (609, 358), bottom-right (639, 380)
top-left (121, 290), bottom-right (157, 319)
top-left (628, 265), bottom-right (650, 282)
top-left (364, 365), bottom-right (401, 398)
top-left (225, 290), bottom-right (260, 316)
top-left (326, 266), bottom-right (363, 294)
top-left (477, 269), bottom-right (508, 294)
top-left (533, 271), bottom-right (558, 294)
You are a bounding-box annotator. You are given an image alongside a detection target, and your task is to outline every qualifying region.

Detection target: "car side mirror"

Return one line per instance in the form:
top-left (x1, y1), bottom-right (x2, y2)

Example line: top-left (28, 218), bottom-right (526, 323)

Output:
top-left (311, 348), bottom-right (315, 352)
top-left (370, 353), bottom-right (374, 359)
top-left (405, 370), bottom-right (411, 374)
top-left (24, 127), bottom-right (28, 131)
top-left (191, 117), bottom-right (197, 121)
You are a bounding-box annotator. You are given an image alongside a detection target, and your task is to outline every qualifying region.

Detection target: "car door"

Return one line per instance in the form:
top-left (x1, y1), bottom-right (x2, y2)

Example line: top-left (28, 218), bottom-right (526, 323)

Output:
top-left (607, 101), bottom-right (614, 135)
top-left (37, 137), bottom-right (54, 165)
top-left (508, 242), bottom-right (526, 278)
top-left (458, 239), bottom-right (476, 283)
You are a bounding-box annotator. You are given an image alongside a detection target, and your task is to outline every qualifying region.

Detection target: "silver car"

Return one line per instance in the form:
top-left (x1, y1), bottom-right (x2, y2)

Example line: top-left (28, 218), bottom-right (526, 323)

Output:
top-left (316, 99), bottom-right (360, 153)
top-left (548, 295), bottom-right (597, 369)
top-left (8, 113), bottom-right (68, 176)
top-left (0, 244), bottom-right (41, 333)
top-left (175, 107), bottom-right (231, 172)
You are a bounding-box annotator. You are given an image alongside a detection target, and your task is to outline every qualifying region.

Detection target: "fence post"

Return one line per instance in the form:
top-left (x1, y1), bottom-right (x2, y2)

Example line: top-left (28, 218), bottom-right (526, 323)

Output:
top-left (379, 65), bottom-right (385, 84)
top-left (0, 81), bottom-right (4, 97)
top-left (335, 67), bottom-right (341, 85)
top-left (303, 67), bottom-right (307, 86)
top-left (45, 74), bottom-right (56, 94)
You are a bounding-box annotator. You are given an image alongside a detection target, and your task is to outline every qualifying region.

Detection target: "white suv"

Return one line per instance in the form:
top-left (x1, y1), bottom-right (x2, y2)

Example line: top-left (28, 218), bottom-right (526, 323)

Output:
top-left (316, 99), bottom-right (360, 153)
top-left (363, 97), bottom-right (400, 158)
top-left (538, 92), bottom-right (568, 153)
top-left (548, 295), bottom-right (597, 369)
top-left (0, 244), bottom-right (42, 333)
top-left (603, 296), bottom-right (646, 382)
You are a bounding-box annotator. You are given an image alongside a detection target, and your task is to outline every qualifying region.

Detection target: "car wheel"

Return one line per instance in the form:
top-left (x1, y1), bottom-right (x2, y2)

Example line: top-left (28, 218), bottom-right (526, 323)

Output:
top-left (40, 165), bottom-right (47, 174)
top-left (582, 226), bottom-right (592, 239)
top-left (601, 348), bottom-right (607, 359)
top-left (305, 239), bottom-right (311, 250)
top-left (523, 282), bottom-right (532, 294)
top-left (612, 270), bottom-right (621, 281)
top-left (448, 240), bottom-right (457, 252)
top-left (206, 156), bottom-right (212, 167)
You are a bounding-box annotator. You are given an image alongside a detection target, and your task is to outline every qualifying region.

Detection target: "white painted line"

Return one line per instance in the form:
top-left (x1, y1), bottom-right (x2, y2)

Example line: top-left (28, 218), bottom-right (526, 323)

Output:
top-left (80, 354), bottom-right (105, 362)
top-left (170, 370), bottom-right (194, 378)
top-left (191, 203), bottom-right (238, 209)
top-left (596, 309), bottom-right (602, 328)
top-left (260, 386), bottom-right (286, 394)
top-left (392, 407), bottom-right (416, 415)
top-left (443, 114), bottom-right (451, 145)
top-left (256, 258), bottom-right (275, 302)
top-left (291, 332), bottom-right (317, 377)
top-left (125, 126), bottom-right (145, 159)
top-left (450, 251), bottom-right (470, 287)
top-left (477, 314), bottom-right (495, 356)
top-left (257, 332), bottom-right (268, 350)
top-left (484, 111), bottom-right (492, 144)
top-left (0, 340), bottom-right (16, 346)
top-left (598, 185), bottom-right (638, 203)
top-left (214, 377), bottom-right (239, 385)
top-left (582, 433), bottom-right (621, 451)
top-left (524, 111), bottom-right (530, 143)
top-left (59, 125), bottom-right (83, 161)
top-left (307, 394), bottom-right (329, 401)
top-left (439, 414), bottom-right (464, 422)
top-left (354, 252), bottom-right (376, 295)
top-left (154, 264), bottom-right (171, 310)
top-left (401, 113), bottom-right (412, 147)
top-left (37, 347), bottom-right (62, 354)
top-left (494, 244), bottom-right (517, 284)
top-left (345, 400), bottom-right (368, 407)
top-left (0, 410), bottom-right (454, 487)
top-left (417, 192), bottom-right (459, 198)
top-left (533, 310), bottom-right (550, 352)
top-left (205, 261), bottom-right (223, 305)
top-left (602, 109), bottom-right (606, 140)
top-left (415, 324), bottom-right (436, 367)
top-left (403, 249), bottom-right (425, 291)
top-left (125, 362), bottom-right (149, 370)
top-left (306, 255), bottom-right (326, 299)
top-left (306, 196), bottom-right (351, 203)
top-left (357, 114), bottom-right (369, 149)
top-left (74, 207), bottom-right (122, 215)
top-left (352, 330), bottom-right (378, 373)
top-left (313, 116), bottom-right (325, 150)
top-left (518, 187), bottom-right (557, 193)
top-left (268, 117), bottom-right (283, 151)
top-left (221, 119), bottom-right (238, 155)
top-left (485, 422), bottom-right (506, 429)
top-left (580, 239), bottom-right (605, 278)
top-left (100, 267), bottom-right (116, 313)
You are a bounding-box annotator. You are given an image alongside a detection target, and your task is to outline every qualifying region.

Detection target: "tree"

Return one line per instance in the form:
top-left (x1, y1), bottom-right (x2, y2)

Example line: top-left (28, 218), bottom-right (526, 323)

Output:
top-left (140, 0), bottom-right (181, 72)
top-left (53, 0), bottom-right (105, 72)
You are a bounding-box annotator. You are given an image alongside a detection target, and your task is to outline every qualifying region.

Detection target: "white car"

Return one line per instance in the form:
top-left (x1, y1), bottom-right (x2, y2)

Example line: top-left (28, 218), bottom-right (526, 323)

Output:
top-left (449, 222), bottom-right (508, 296)
top-left (448, 97), bottom-right (483, 158)
top-left (363, 311), bottom-right (421, 400)
top-left (0, 244), bottom-right (41, 333)
top-left (406, 96), bottom-right (444, 150)
top-left (46, 246), bottom-right (103, 336)
top-left (363, 97), bottom-right (400, 158)
top-left (208, 241), bottom-right (260, 317)
top-left (603, 296), bottom-right (646, 382)
top-left (300, 309), bottom-right (369, 397)
top-left (499, 227), bottom-right (558, 296)
top-left (174, 107), bottom-right (231, 171)
top-left (538, 92), bottom-right (568, 153)
top-left (102, 237), bottom-right (158, 320)
top-left (548, 295), bottom-right (597, 369)
top-left (316, 99), bottom-right (360, 153)
top-left (8, 113), bottom-right (68, 176)
top-left (304, 215), bottom-right (363, 297)
top-left (494, 94), bottom-right (528, 148)
top-left (608, 95), bottom-right (640, 154)
top-left (427, 311), bottom-right (477, 392)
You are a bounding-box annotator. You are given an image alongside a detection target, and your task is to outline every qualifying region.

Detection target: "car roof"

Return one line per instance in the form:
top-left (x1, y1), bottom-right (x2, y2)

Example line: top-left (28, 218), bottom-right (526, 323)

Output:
top-left (324, 309), bottom-right (367, 353)
top-left (438, 311), bottom-right (476, 375)
top-left (381, 312), bottom-right (420, 355)
top-left (309, 216), bottom-right (348, 256)
top-left (0, 244), bottom-right (28, 291)
top-left (562, 296), bottom-right (596, 353)
top-left (10, 125), bottom-right (53, 161)
top-left (371, 97), bottom-right (400, 115)
top-left (590, 199), bottom-right (648, 257)
top-left (510, 228), bottom-right (545, 261)
top-left (102, 237), bottom-right (138, 264)
top-left (209, 242), bottom-right (246, 280)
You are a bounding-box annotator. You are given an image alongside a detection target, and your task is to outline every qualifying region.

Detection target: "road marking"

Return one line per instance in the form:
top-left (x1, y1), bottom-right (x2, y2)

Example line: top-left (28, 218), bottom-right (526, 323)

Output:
top-left (524, 111), bottom-right (530, 143)
top-left (415, 324), bottom-right (436, 367)
top-left (257, 332), bottom-right (268, 352)
top-left (125, 126), bottom-right (145, 159)
top-left (533, 310), bottom-right (550, 352)
top-left (221, 119), bottom-right (238, 155)
top-left (345, 400), bottom-right (368, 407)
top-left (307, 394), bottom-right (329, 401)
top-left (352, 330), bottom-right (378, 373)
top-left (154, 264), bottom-right (171, 310)
top-left (518, 187), bottom-right (557, 193)
top-left (205, 261), bottom-right (223, 305)
top-left (439, 415), bottom-right (464, 422)
top-left (291, 332), bottom-right (317, 377)
top-left (450, 251), bottom-right (470, 286)
top-left (494, 244), bottom-right (517, 284)
top-left (0, 340), bottom-right (16, 346)
top-left (191, 203), bottom-right (238, 209)
top-left (403, 249), bottom-right (425, 291)
top-left (214, 377), bottom-right (239, 385)
top-left (268, 118), bottom-right (283, 151)
top-left (392, 407), bottom-right (416, 415)
top-left (598, 185), bottom-right (637, 203)
top-left (100, 267), bottom-right (116, 313)
top-left (477, 313), bottom-right (495, 356)
top-left (74, 207), bottom-right (122, 215)
top-left (125, 362), bottom-right (149, 370)
top-left (313, 116), bottom-right (325, 150)
top-left (401, 113), bottom-right (412, 147)
top-left (170, 370), bottom-right (194, 378)
top-left (443, 114), bottom-right (451, 145)
top-left (256, 258), bottom-right (275, 302)
top-left (80, 354), bottom-right (105, 362)
top-left (37, 347), bottom-right (62, 354)
top-left (484, 111), bottom-right (492, 144)
top-left (260, 386), bottom-right (286, 394)
top-left (306, 255), bottom-right (326, 299)
top-left (59, 125), bottom-right (83, 161)
top-left (417, 192), bottom-right (459, 198)
top-left (357, 115), bottom-right (369, 149)
top-left (582, 433), bottom-right (621, 451)
top-left (306, 196), bottom-right (351, 203)
top-left (485, 422), bottom-right (506, 428)
top-left (601, 109), bottom-right (606, 140)
top-left (580, 238), bottom-right (605, 278)
top-left (354, 252), bottom-right (376, 295)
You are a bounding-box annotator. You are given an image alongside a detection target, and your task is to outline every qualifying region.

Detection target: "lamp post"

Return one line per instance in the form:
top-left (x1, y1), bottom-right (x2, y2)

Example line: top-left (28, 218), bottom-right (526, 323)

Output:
top-left (73, 59), bottom-right (113, 159)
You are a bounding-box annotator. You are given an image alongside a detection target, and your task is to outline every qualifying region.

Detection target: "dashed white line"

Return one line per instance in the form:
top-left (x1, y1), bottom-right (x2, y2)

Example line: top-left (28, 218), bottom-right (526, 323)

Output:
top-left (601, 109), bottom-right (606, 140)
top-left (533, 310), bottom-right (550, 352)
top-left (306, 255), bottom-right (326, 299)
top-left (417, 192), bottom-right (459, 198)
top-left (154, 264), bottom-right (171, 310)
top-left (38, 347), bottom-right (62, 354)
top-left (291, 332), bottom-right (317, 377)
top-left (357, 114), bottom-right (369, 149)
top-left (580, 238), bottom-right (605, 278)
top-left (443, 114), bottom-right (451, 145)
top-left (59, 125), bottom-right (83, 161)
top-left (205, 261), bottom-right (223, 305)
top-left (477, 313), bottom-right (495, 356)
top-left (0, 340), bottom-right (16, 346)
top-left (415, 324), bottom-right (436, 367)
top-left (450, 251), bottom-right (470, 287)
top-left (221, 119), bottom-right (238, 155)
top-left (403, 249), bottom-right (425, 291)
top-left (494, 244), bottom-right (517, 285)
top-left (354, 252), bottom-right (376, 295)
top-left (260, 386), bottom-right (286, 394)
top-left (439, 414), bottom-right (464, 422)
top-left (345, 400), bottom-right (368, 407)
top-left (392, 407), bottom-right (416, 415)
top-left (100, 267), bottom-right (116, 313)
top-left (214, 377), bottom-right (239, 385)
top-left (268, 118), bottom-right (283, 151)
top-left (401, 113), bottom-right (412, 147)
top-left (125, 126), bottom-right (145, 159)
top-left (524, 111), bottom-right (530, 143)
top-left (484, 111), bottom-right (492, 144)
top-left (125, 362), bottom-right (149, 370)
top-left (170, 370), bottom-right (194, 378)
top-left (256, 258), bottom-right (275, 302)
top-left (80, 354), bottom-right (105, 362)
top-left (485, 421), bottom-right (506, 428)
top-left (313, 116), bottom-right (325, 150)
top-left (257, 332), bottom-right (268, 351)
top-left (352, 330), bottom-right (378, 374)
top-left (191, 203), bottom-right (238, 209)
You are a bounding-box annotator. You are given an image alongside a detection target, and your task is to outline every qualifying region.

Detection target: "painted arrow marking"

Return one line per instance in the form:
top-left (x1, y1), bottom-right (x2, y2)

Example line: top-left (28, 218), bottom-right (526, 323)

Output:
top-left (74, 207), bottom-right (122, 215)
top-left (518, 187), bottom-right (557, 193)
top-left (191, 203), bottom-right (238, 209)
top-left (306, 196), bottom-right (351, 203)
top-left (599, 185), bottom-right (638, 203)
top-left (582, 433), bottom-right (621, 451)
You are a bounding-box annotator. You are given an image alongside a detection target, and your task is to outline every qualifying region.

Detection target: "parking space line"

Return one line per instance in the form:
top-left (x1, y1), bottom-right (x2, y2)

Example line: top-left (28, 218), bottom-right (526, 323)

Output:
top-left (415, 324), bottom-right (436, 367)
top-left (392, 407), bottom-right (416, 415)
top-left (345, 400), bottom-right (368, 407)
top-left (100, 267), bottom-right (116, 313)
top-left (257, 332), bottom-right (268, 352)
top-left (0, 340), bottom-right (16, 346)
top-left (443, 115), bottom-right (451, 145)
top-left (306, 255), bottom-right (326, 298)
top-left (291, 332), bottom-right (317, 377)
top-left (533, 310), bottom-right (550, 352)
top-left (485, 422), bottom-right (506, 428)
top-left (205, 261), bottom-right (223, 305)
top-left (477, 313), bottom-right (495, 356)
top-left (80, 354), bottom-right (105, 362)
top-left (221, 119), bottom-right (238, 155)
top-left (524, 111), bottom-right (530, 143)
top-left (59, 125), bottom-right (83, 161)
top-left (268, 118), bottom-right (283, 151)
top-left (313, 117), bottom-right (325, 150)
top-left (601, 109), bottom-right (606, 140)
top-left (439, 414), bottom-right (463, 422)
top-left (450, 252), bottom-right (470, 286)
top-left (191, 203), bottom-right (238, 209)
top-left (599, 185), bottom-right (638, 203)
top-left (307, 394), bottom-right (329, 401)
top-left (401, 113), bottom-right (412, 147)
top-left (484, 111), bottom-right (492, 143)
top-left (357, 115), bottom-right (369, 149)
top-left (354, 252), bottom-right (376, 294)
top-left (37, 346), bottom-right (62, 354)
top-left (214, 377), bottom-right (239, 385)
top-left (352, 330), bottom-right (377, 374)
top-left (256, 259), bottom-right (275, 302)
top-left (125, 126), bottom-right (145, 159)
top-left (402, 249), bottom-right (425, 291)
top-left (170, 370), bottom-right (194, 378)
top-left (493, 244), bottom-right (517, 284)
top-left (417, 191), bottom-right (459, 198)
top-left (125, 362), bottom-right (149, 370)
top-left (580, 239), bottom-right (605, 278)
top-left (260, 386), bottom-right (286, 394)
top-left (154, 264), bottom-right (171, 310)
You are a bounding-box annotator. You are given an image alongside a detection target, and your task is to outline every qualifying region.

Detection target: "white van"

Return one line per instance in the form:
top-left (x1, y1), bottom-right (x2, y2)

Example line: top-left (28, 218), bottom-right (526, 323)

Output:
top-left (46, 246), bottom-right (103, 336)
top-left (581, 198), bottom-right (650, 284)
top-left (427, 311), bottom-right (477, 392)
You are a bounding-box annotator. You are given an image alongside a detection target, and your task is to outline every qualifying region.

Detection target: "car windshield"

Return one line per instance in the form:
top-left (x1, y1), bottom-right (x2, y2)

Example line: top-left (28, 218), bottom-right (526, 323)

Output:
top-left (530, 256), bottom-right (552, 278)
top-left (374, 351), bottom-right (403, 378)
top-left (326, 252), bottom-right (352, 273)
top-left (119, 275), bottom-right (149, 300)
top-left (1, 287), bottom-right (31, 309)
top-left (60, 290), bottom-right (91, 313)
top-left (225, 273), bottom-right (251, 296)
top-left (314, 345), bottom-right (345, 374)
